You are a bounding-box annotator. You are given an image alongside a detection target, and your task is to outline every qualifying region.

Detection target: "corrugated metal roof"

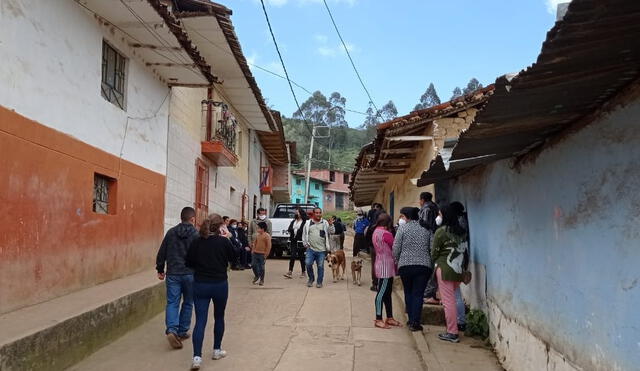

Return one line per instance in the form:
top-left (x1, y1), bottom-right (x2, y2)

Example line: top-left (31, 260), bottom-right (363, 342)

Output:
top-left (446, 0), bottom-right (640, 171)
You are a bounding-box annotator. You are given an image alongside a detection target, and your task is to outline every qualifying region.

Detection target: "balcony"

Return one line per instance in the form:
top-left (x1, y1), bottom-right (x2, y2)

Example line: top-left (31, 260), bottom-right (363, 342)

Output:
top-left (201, 100), bottom-right (238, 167)
top-left (260, 166), bottom-right (272, 194)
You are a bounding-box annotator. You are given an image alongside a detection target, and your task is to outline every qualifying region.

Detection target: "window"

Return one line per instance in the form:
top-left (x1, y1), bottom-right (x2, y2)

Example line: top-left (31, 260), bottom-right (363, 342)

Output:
top-left (296, 179), bottom-right (302, 186)
top-left (296, 199), bottom-right (301, 204)
top-left (314, 183), bottom-right (320, 190)
top-left (335, 193), bottom-right (344, 210)
top-left (101, 41), bottom-right (127, 110)
top-left (343, 173), bottom-right (349, 184)
top-left (329, 171), bottom-right (335, 182)
top-left (195, 160), bottom-right (209, 225)
top-left (93, 173), bottom-right (116, 214)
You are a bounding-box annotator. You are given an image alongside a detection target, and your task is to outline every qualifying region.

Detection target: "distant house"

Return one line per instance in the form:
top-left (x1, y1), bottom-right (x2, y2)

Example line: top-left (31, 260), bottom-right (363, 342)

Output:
top-left (291, 174), bottom-right (329, 208)
top-left (291, 170), bottom-right (352, 211)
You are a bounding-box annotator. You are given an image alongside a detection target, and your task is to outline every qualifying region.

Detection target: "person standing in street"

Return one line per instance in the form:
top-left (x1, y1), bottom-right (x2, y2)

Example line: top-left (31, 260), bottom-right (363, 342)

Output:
top-left (251, 222), bottom-right (272, 286)
top-left (185, 213), bottom-right (235, 370)
top-left (228, 219), bottom-right (243, 270)
top-left (352, 209), bottom-right (369, 257)
top-left (329, 215), bottom-right (343, 252)
top-left (393, 207), bottom-right (433, 332)
top-left (419, 192), bottom-right (441, 305)
top-left (367, 203), bottom-right (385, 291)
top-left (302, 207), bottom-right (332, 288)
top-left (431, 205), bottom-right (469, 343)
top-left (237, 221), bottom-right (251, 269)
top-left (284, 208), bottom-right (308, 279)
top-left (249, 208), bottom-right (272, 249)
top-left (156, 207), bottom-right (199, 349)
top-left (372, 213), bottom-right (402, 329)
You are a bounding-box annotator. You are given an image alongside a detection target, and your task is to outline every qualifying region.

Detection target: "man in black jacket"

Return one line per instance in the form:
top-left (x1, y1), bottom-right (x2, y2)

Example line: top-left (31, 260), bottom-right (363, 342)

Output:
top-left (418, 192), bottom-right (439, 233)
top-left (156, 207), bottom-right (199, 349)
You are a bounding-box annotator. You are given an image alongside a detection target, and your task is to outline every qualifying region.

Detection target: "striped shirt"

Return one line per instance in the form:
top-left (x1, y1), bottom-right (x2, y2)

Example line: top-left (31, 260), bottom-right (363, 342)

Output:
top-left (373, 227), bottom-right (397, 278)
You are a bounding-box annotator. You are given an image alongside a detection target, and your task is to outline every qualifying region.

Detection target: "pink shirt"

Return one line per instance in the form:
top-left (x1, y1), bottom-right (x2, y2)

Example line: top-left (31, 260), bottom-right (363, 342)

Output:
top-left (373, 227), bottom-right (396, 278)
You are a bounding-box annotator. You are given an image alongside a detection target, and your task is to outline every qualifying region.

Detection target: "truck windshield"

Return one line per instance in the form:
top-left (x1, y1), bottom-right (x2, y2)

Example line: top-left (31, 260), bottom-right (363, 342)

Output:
top-left (273, 205), bottom-right (315, 218)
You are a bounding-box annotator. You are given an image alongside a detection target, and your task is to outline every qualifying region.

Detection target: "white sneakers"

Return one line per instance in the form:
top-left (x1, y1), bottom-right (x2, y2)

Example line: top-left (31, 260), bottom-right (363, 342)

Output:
top-left (190, 356), bottom-right (202, 370)
top-left (212, 349), bottom-right (227, 360)
top-left (191, 350), bottom-right (227, 369)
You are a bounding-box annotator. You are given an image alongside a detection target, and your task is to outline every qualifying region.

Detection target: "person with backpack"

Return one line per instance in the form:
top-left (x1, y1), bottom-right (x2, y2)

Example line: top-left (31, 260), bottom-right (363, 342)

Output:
top-left (431, 205), bottom-right (469, 343)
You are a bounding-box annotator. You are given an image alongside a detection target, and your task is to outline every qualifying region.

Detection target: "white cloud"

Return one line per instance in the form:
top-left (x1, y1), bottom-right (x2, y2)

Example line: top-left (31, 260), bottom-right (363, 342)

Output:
top-left (546, 0), bottom-right (571, 14)
top-left (317, 46), bottom-right (336, 57)
top-left (316, 42), bottom-right (357, 57)
top-left (246, 52), bottom-right (258, 68)
top-left (315, 34), bottom-right (328, 43)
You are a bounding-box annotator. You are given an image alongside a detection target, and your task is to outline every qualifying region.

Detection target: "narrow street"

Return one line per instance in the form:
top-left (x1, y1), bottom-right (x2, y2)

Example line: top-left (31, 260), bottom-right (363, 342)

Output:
top-left (70, 236), bottom-right (424, 371)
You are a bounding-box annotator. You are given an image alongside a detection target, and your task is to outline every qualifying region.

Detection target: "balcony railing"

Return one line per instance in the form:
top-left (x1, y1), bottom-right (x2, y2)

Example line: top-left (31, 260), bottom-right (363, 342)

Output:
top-left (260, 166), bottom-right (272, 194)
top-left (201, 100), bottom-right (238, 167)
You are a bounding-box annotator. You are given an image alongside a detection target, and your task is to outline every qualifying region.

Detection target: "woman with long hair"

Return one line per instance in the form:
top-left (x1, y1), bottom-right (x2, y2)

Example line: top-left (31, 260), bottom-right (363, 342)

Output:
top-left (431, 205), bottom-right (469, 343)
top-left (186, 213), bottom-right (235, 370)
top-left (372, 213), bottom-right (401, 329)
top-left (284, 207), bottom-right (308, 279)
top-left (392, 207), bottom-right (433, 332)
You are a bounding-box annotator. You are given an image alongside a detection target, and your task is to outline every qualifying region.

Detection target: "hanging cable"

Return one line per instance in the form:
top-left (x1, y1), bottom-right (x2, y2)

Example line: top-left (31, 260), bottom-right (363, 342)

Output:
top-left (322, 0), bottom-right (380, 116)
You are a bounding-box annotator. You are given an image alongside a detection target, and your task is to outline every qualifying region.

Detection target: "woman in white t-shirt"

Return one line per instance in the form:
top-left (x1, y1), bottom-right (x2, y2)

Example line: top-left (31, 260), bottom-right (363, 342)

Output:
top-left (284, 208), bottom-right (309, 279)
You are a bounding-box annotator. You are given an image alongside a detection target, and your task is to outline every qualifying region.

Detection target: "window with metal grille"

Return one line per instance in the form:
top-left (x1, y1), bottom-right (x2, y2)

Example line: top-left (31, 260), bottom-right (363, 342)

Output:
top-left (314, 183), bottom-right (320, 190)
top-left (296, 179), bottom-right (302, 186)
top-left (329, 171), bottom-right (335, 182)
top-left (101, 41), bottom-right (127, 110)
top-left (93, 173), bottom-right (116, 214)
top-left (343, 173), bottom-right (349, 184)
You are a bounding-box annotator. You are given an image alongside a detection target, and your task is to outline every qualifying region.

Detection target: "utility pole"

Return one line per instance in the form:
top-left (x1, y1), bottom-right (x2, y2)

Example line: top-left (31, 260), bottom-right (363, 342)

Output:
top-left (304, 125), bottom-right (330, 204)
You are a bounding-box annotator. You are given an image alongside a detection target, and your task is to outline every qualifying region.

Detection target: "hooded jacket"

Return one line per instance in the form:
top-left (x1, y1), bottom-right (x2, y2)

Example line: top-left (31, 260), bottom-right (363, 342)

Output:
top-left (156, 222), bottom-right (199, 275)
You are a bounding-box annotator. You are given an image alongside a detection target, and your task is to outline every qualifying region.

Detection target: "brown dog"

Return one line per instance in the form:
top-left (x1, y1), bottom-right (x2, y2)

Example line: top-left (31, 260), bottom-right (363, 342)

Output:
top-left (351, 259), bottom-right (363, 286)
top-left (326, 250), bottom-right (346, 282)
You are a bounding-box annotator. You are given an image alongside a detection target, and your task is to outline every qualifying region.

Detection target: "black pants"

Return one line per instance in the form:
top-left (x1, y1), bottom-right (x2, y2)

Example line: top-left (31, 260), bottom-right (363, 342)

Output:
top-left (353, 233), bottom-right (365, 256)
top-left (339, 233), bottom-right (345, 249)
top-left (370, 245), bottom-right (378, 287)
top-left (399, 265), bottom-right (432, 326)
top-left (375, 277), bottom-right (394, 320)
top-left (288, 244), bottom-right (306, 273)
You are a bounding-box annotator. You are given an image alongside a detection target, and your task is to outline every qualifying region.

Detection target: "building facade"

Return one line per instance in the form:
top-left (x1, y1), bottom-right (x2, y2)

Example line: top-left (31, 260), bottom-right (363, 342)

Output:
top-left (290, 174), bottom-right (327, 208)
top-left (0, 0), bottom-right (289, 315)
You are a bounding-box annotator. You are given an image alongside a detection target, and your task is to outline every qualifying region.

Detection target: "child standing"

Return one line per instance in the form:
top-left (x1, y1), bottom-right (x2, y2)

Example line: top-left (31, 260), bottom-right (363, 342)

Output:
top-left (251, 222), bottom-right (271, 286)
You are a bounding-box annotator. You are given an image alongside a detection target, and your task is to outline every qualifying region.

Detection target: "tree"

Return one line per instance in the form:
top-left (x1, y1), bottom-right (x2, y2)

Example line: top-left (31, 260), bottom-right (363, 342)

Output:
top-left (414, 83), bottom-right (441, 111)
top-left (379, 100), bottom-right (398, 122)
top-left (462, 78), bottom-right (483, 95)
top-left (451, 87), bottom-right (463, 100)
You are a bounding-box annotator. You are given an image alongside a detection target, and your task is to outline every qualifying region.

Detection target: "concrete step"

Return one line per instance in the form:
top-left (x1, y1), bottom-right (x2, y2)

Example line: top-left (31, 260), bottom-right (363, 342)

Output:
top-left (422, 304), bottom-right (446, 326)
top-left (0, 270), bottom-right (164, 371)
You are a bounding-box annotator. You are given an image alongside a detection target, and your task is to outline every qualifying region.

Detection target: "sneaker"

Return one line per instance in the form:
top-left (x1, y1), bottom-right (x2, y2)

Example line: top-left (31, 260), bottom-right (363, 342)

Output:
top-left (212, 349), bottom-right (227, 360)
top-left (316, 283), bottom-right (323, 288)
top-left (166, 332), bottom-right (183, 349)
top-left (408, 324), bottom-right (424, 332)
top-left (438, 333), bottom-right (460, 343)
top-left (259, 280), bottom-right (264, 286)
top-left (283, 272), bottom-right (293, 279)
top-left (252, 277), bottom-right (259, 285)
top-left (178, 333), bottom-right (190, 341)
top-left (190, 356), bottom-right (202, 370)
top-left (307, 281), bottom-right (313, 287)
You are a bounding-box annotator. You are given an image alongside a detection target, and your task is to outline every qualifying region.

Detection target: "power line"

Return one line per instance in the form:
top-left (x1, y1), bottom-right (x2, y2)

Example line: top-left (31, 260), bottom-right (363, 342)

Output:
top-left (321, 0), bottom-right (380, 115)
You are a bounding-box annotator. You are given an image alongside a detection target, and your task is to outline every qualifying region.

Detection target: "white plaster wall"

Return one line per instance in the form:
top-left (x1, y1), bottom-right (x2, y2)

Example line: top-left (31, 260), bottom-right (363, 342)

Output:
top-left (0, 0), bottom-right (169, 174)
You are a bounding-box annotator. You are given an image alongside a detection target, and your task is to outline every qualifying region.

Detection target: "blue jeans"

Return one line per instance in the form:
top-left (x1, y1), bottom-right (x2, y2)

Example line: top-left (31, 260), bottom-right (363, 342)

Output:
top-left (305, 249), bottom-right (326, 284)
top-left (399, 265), bottom-right (432, 326)
top-left (165, 274), bottom-right (194, 336)
top-left (192, 280), bottom-right (228, 357)
top-left (252, 253), bottom-right (266, 280)
top-left (456, 287), bottom-right (466, 325)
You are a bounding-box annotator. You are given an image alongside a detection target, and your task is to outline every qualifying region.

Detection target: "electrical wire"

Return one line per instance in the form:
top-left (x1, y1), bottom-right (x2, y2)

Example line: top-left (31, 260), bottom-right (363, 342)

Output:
top-left (321, 0), bottom-right (380, 116)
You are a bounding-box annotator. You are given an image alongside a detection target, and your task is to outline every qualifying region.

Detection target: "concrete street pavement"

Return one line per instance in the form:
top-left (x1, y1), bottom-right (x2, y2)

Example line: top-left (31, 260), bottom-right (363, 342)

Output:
top-left (70, 237), bottom-right (425, 371)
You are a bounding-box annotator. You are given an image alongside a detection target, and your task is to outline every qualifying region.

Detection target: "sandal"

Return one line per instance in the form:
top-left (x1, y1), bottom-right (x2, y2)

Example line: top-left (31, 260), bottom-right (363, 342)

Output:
top-left (374, 320), bottom-right (391, 329)
top-left (385, 318), bottom-right (403, 327)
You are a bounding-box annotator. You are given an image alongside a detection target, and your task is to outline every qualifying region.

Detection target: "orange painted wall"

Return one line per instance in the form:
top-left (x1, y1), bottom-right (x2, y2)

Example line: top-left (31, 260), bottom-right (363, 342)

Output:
top-left (0, 106), bottom-right (165, 314)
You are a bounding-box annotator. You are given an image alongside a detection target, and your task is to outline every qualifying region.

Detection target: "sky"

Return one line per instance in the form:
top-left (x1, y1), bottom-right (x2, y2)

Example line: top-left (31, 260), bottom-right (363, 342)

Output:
top-left (228, 0), bottom-right (567, 127)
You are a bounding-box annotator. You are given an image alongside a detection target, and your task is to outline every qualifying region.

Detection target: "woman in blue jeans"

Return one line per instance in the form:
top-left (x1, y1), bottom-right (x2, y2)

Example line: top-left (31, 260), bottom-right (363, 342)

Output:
top-left (392, 207), bottom-right (433, 332)
top-left (185, 213), bottom-right (235, 370)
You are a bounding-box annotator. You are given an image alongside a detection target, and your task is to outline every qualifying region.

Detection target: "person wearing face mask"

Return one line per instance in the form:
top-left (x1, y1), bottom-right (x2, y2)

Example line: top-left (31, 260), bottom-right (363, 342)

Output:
top-left (237, 221), bottom-right (251, 269)
top-left (249, 208), bottom-right (272, 250)
top-left (228, 219), bottom-right (243, 270)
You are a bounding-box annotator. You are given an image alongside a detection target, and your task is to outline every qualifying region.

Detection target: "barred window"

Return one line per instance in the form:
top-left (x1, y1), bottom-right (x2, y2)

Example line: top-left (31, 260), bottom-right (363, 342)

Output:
top-left (101, 41), bottom-right (127, 110)
top-left (93, 173), bottom-right (116, 214)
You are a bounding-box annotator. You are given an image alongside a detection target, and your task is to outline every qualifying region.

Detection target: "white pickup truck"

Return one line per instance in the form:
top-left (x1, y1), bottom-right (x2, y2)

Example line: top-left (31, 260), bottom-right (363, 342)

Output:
top-left (270, 203), bottom-right (316, 257)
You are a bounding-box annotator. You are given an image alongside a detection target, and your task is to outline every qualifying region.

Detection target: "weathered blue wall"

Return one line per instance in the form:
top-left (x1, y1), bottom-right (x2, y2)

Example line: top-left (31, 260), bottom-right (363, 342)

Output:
top-left (451, 95), bottom-right (640, 370)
